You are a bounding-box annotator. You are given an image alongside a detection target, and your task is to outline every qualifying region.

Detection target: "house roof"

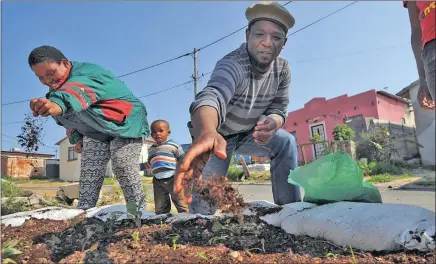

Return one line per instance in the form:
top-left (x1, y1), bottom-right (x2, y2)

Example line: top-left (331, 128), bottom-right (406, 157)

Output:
top-left (55, 136), bottom-right (68, 145)
top-left (1, 151), bottom-right (55, 158)
top-left (396, 80), bottom-right (419, 97)
top-left (55, 136), bottom-right (155, 145)
top-left (376, 90), bottom-right (410, 105)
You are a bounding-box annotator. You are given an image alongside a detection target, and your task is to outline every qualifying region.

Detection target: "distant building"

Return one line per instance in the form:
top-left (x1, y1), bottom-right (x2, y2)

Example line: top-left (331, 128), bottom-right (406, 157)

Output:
top-left (284, 89), bottom-right (415, 162)
top-left (397, 80), bottom-right (435, 166)
top-left (55, 137), bottom-right (155, 182)
top-left (1, 150), bottom-right (56, 179)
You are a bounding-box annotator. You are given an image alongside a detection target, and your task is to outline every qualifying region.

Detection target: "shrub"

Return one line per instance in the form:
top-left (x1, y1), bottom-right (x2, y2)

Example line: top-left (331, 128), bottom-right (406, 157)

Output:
top-left (357, 161), bottom-right (377, 176)
top-left (227, 165), bottom-right (244, 182)
top-left (1, 180), bottom-right (22, 198)
top-left (333, 124), bottom-right (355, 141)
top-left (356, 124), bottom-right (391, 162)
top-left (372, 162), bottom-right (403, 175)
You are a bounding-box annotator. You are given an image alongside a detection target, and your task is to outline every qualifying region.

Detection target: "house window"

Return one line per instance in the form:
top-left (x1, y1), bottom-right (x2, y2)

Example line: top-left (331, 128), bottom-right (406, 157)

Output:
top-left (68, 147), bottom-right (78, 161)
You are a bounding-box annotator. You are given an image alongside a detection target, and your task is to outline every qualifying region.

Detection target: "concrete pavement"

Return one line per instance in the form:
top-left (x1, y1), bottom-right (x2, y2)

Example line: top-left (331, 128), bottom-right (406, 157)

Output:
top-left (234, 184), bottom-right (436, 212)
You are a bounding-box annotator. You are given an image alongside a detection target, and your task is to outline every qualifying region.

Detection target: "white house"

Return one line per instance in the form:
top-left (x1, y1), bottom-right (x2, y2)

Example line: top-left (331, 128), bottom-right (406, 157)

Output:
top-left (55, 137), bottom-right (155, 182)
top-left (397, 80), bottom-right (435, 167)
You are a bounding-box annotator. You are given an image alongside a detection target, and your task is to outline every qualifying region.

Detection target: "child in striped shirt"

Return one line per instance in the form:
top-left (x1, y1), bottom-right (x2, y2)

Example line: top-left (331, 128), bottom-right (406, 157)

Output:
top-left (144, 120), bottom-right (189, 214)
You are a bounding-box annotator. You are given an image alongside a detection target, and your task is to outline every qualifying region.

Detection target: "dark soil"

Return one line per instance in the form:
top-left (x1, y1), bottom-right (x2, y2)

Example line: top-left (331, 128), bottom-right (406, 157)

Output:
top-left (196, 176), bottom-right (246, 217)
top-left (2, 207), bottom-right (435, 264)
top-left (17, 113), bottom-right (46, 153)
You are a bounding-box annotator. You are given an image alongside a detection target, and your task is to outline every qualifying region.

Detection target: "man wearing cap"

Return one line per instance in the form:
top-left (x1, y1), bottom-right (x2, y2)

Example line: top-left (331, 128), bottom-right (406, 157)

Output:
top-left (174, 1), bottom-right (301, 214)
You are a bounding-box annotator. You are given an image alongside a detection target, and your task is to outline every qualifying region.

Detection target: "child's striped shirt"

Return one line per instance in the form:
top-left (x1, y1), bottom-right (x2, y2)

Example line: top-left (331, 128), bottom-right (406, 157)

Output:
top-left (146, 139), bottom-right (184, 179)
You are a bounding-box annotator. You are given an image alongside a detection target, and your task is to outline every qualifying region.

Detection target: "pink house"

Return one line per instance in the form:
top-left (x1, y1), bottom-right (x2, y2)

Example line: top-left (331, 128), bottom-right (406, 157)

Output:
top-left (283, 90), bottom-right (414, 162)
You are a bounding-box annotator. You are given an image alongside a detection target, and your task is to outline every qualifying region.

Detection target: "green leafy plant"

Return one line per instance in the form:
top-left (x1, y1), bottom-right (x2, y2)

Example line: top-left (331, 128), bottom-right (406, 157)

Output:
top-left (198, 252), bottom-right (208, 261)
top-left (310, 133), bottom-right (329, 157)
top-left (357, 161), bottom-right (377, 176)
top-left (1, 240), bottom-right (22, 264)
top-left (168, 234), bottom-right (179, 250)
top-left (349, 245), bottom-right (357, 264)
top-left (110, 196), bottom-right (145, 228)
top-left (132, 231), bottom-right (140, 244)
top-left (333, 124), bottom-right (355, 141)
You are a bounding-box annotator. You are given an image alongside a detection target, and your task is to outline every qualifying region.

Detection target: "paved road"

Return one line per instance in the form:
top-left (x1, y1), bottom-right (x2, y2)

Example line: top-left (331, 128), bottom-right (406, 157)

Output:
top-left (234, 184), bottom-right (436, 212)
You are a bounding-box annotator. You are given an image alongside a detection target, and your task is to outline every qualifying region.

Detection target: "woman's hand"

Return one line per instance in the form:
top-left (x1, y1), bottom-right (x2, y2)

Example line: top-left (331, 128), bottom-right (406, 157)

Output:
top-left (30, 98), bottom-right (63, 117)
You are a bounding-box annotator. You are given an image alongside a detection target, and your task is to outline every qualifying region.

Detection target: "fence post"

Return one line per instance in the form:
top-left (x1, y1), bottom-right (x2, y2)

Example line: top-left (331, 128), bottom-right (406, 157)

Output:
top-left (402, 122), bottom-right (409, 157)
top-left (301, 145), bottom-right (307, 165)
top-left (412, 125), bottom-right (422, 165)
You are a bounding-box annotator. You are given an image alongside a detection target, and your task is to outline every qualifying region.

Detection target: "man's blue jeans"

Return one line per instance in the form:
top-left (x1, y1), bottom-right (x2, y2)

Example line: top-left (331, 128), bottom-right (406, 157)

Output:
top-left (189, 128), bottom-right (301, 214)
top-left (422, 39), bottom-right (436, 101)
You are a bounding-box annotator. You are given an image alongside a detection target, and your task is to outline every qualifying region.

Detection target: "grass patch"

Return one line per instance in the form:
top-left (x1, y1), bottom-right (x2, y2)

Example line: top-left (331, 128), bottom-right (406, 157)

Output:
top-left (103, 177), bottom-right (152, 186)
top-left (1, 176), bottom-right (65, 185)
top-left (366, 173), bottom-right (413, 184)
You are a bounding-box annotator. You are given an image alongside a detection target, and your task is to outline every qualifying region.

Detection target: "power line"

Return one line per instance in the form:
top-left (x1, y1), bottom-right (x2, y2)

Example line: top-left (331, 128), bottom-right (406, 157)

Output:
top-left (116, 52), bottom-right (192, 78)
top-left (288, 1), bottom-right (358, 37)
top-left (138, 71), bottom-right (212, 99)
top-left (2, 1), bottom-right (358, 106)
top-left (2, 121), bottom-right (23, 125)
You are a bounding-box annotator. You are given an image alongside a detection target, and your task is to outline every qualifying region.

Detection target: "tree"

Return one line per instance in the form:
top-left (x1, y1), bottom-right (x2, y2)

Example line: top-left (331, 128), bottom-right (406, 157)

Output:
top-left (332, 124), bottom-right (355, 141)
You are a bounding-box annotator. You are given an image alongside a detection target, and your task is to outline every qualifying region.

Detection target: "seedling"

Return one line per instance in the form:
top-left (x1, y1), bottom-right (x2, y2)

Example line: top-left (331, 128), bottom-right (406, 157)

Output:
top-left (110, 196), bottom-right (145, 228)
top-left (208, 235), bottom-right (228, 245)
top-left (167, 234), bottom-right (179, 250)
top-left (325, 252), bottom-right (339, 258)
top-left (198, 252), bottom-right (208, 261)
top-left (1, 239), bottom-right (22, 264)
top-left (132, 231), bottom-right (140, 244)
top-left (81, 227), bottom-right (95, 252)
top-left (349, 245), bottom-right (357, 264)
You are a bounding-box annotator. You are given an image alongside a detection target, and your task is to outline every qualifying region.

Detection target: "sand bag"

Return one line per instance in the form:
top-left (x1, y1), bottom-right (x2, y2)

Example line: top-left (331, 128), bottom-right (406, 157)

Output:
top-left (280, 202), bottom-right (435, 252)
top-left (288, 151), bottom-right (382, 204)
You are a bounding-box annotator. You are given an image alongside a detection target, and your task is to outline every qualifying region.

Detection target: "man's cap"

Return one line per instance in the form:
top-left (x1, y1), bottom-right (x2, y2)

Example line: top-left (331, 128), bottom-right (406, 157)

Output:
top-left (246, 1), bottom-right (295, 32)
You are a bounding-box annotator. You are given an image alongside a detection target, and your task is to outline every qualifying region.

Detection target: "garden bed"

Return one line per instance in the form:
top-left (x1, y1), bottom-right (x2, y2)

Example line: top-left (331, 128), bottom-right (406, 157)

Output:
top-left (2, 206), bottom-right (435, 264)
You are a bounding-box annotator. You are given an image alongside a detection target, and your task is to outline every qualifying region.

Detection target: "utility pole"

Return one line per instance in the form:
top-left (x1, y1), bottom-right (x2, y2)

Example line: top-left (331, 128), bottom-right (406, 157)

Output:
top-left (192, 48), bottom-right (198, 98)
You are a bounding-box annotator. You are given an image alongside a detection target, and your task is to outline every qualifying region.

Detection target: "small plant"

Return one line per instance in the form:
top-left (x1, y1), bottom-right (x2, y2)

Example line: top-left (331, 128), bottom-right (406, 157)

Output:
top-left (110, 196), bottom-right (145, 228)
top-left (208, 235), bottom-right (229, 245)
top-left (349, 245), bottom-right (357, 264)
top-left (325, 252), bottom-right (340, 258)
top-left (1, 239), bottom-right (22, 264)
top-left (198, 252), bottom-right (208, 261)
top-left (333, 124), bottom-right (355, 141)
top-left (132, 231), bottom-right (140, 243)
top-left (310, 133), bottom-right (330, 157)
top-left (167, 234), bottom-right (179, 250)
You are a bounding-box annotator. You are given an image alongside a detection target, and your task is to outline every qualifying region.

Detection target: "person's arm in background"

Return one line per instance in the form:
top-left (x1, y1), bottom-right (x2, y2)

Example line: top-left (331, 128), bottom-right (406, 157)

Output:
top-left (254, 62), bottom-right (290, 144)
top-left (264, 61), bottom-right (290, 127)
top-left (407, 2), bottom-right (426, 86)
top-left (406, 1), bottom-right (434, 108)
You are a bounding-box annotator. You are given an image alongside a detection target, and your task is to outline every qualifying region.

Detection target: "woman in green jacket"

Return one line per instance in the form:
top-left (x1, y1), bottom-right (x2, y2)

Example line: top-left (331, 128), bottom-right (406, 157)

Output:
top-left (28, 45), bottom-right (150, 210)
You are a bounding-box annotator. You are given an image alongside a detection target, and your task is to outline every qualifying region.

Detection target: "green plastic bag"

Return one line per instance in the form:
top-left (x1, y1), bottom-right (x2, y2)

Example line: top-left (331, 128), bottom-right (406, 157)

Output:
top-left (288, 151), bottom-right (382, 205)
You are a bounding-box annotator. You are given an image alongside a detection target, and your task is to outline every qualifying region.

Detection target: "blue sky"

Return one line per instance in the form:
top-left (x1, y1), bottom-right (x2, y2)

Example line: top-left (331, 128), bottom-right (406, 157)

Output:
top-left (1, 1), bottom-right (418, 156)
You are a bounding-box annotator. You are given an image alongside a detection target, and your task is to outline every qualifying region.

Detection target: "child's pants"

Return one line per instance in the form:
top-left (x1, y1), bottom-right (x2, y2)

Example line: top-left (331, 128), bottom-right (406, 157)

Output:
top-left (153, 176), bottom-right (189, 214)
top-left (78, 137), bottom-right (146, 210)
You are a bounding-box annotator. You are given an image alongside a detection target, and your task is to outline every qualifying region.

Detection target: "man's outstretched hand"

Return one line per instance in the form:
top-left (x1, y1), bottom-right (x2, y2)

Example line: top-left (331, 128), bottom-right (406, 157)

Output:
top-left (174, 131), bottom-right (227, 205)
